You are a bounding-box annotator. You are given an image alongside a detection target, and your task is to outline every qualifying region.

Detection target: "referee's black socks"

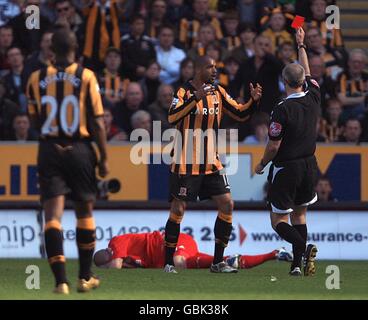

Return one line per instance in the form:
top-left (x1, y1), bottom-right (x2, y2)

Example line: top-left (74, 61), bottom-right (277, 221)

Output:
top-left (293, 224), bottom-right (308, 243)
top-left (164, 212), bottom-right (182, 266)
top-left (275, 222), bottom-right (306, 269)
top-left (213, 213), bottom-right (233, 265)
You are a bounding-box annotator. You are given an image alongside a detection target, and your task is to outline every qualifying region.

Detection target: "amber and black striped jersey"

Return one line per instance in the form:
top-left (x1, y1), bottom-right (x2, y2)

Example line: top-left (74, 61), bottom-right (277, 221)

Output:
top-left (307, 20), bottom-right (344, 49)
top-left (337, 71), bottom-right (368, 98)
top-left (221, 35), bottom-right (241, 52)
top-left (261, 29), bottom-right (294, 55)
top-left (26, 63), bottom-right (104, 140)
top-left (83, 0), bottom-right (120, 62)
top-left (168, 81), bottom-right (256, 175)
top-left (179, 17), bottom-right (223, 49)
top-left (98, 69), bottom-right (130, 100)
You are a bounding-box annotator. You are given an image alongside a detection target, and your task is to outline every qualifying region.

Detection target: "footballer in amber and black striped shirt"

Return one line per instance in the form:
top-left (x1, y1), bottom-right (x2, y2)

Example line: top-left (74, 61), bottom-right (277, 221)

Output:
top-left (27, 62), bottom-right (104, 140)
top-left (26, 28), bottom-right (109, 294)
top-left (168, 56), bottom-right (262, 176)
top-left (163, 55), bottom-right (262, 274)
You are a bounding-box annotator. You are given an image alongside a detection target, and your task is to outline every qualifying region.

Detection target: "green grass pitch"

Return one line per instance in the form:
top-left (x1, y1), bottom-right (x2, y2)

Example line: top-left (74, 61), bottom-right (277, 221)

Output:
top-left (1, 259), bottom-right (367, 300)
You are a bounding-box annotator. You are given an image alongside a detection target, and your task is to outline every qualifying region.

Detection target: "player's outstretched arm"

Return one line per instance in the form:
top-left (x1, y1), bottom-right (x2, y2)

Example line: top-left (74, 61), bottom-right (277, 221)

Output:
top-left (296, 27), bottom-right (311, 77)
top-left (219, 84), bottom-right (262, 122)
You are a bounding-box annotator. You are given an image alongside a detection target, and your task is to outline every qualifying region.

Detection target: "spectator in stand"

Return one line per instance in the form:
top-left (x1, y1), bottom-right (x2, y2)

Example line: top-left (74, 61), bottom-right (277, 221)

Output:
top-left (0, 25), bottom-right (13, 75)
top-left (337, 49), bottom-right (368, 122)
top-left (223, 56), bottom-right (241, 98)
top-left (238, 0), bottom-right (274, 28)
top-left (113, 82), bottom-right (146, 135)
top-left (205, 41), bottom-right (228, 88)
top-left (8, 112), bottom-right (38, 141)
top-left (277, 41), bottom-right (296, 66)
top-left (23, 30), bottom-right (53, 83)
top-left (234, 35), bottom-right (283, 115)
top-left (2, 46), bottom-right (27, 111)
top-left (148, 83), bottom-right (174, 132)
top-left (139, 60), bottom-right (162, 106)
top-left (121, 14), bottom-right (156, 81)
top-left (261, 7), bottom-right (294, 56)
top-left (131, 110), bottom-right (152, 137)
top-left (155, 24), bottom-right (186, 85)
top-left (172, 57), bottom-right (194, 92)
top-left (315, 176), bottom-right (336, 202)
top-left (130, 0), bottom-right (151, 18)
top-left (338, 118), bottom-right (363, 145)
top-left (0, 78), bottom-right (20, 140)
top-left (316, 114), bottom-right (328, 142)
top-left (305, 27), bottom-right (344, 80)
top-left (103, 106), bottom-right (127, 141)
top-left (178, 0), bottom-right (223, 50)
top-left (187, 23), bottom-right (217, 61)
top-left (166, 0), bottom-right (190, 31)
top-left (6, 0), bottom-right (51, 57)
top-left (319, 98), bottom-right (343, 143)
top-left (98, 47), bottom-right (129, 110)
top-left (243, 112), bottom-right (269, 144)
top-left (306, 0), bottom-right (344, 50)
top-left (146, 0), bottom-right (168, 43)
top-left (81, 0), bottom-right (121, 72)
top-left (55, 0), bottom-right (84, 55)
top-left (277, 41), bottom-right (297, 97)
top-left (220, 11), bottom-right (241, 52)
top-left (230, 23), bottom-right (256, 65)
top-left (309, 54), bottom-right (337, 114)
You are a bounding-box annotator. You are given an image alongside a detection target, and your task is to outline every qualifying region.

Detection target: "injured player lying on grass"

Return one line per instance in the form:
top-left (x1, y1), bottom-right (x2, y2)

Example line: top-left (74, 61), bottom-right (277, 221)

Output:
top-left (93, 231), bottom-right (292, 271)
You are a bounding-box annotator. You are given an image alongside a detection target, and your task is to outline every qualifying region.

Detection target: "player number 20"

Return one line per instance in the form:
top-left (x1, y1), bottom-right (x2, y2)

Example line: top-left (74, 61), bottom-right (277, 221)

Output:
top-left (41, 95), bottom-right (80, 136)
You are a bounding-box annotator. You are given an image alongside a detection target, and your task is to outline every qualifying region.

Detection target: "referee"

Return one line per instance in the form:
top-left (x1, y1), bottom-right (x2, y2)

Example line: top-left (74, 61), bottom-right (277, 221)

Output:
top-left (255, 28), bottom-right (319, 276)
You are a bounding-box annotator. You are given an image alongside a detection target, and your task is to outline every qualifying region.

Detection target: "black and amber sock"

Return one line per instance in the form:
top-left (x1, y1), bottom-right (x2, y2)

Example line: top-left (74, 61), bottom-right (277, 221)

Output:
top-left (164, 212), bottom-right (182, 266)
top-left (76, 216), bottom-right (96, 280)
top-left (213, 212), bottom-right (233, 265)
top-left (44, 220), bottom-right (67, 286)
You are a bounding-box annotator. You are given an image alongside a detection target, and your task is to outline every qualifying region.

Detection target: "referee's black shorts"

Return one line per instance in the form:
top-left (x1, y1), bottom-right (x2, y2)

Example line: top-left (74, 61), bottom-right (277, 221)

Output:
top-left (37, 140), bottom-right (98, 202)
top-left (267, 156), bottom-right (318, 214)
top-left (169, 171), bottom-right (231, 202)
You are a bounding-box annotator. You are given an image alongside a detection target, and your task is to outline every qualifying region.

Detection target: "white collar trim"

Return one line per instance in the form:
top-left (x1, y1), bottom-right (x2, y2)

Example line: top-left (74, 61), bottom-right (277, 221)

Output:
top-left (285, 91), bottom-right (307, 99)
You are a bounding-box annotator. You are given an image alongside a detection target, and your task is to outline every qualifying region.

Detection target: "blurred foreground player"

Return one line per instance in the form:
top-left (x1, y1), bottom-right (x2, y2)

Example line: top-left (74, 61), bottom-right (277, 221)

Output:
top-left (164, 55), bottom-right (262, 274)
top-left (255, 28), bottom-right (319, 276)
top-left (93, 231), bottom-right (293, 269)
top-left (26, 29), bottom-right (109, 294)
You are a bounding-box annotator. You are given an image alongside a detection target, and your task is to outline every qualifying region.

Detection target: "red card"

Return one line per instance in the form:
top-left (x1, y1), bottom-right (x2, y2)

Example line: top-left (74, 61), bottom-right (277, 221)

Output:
top-left (291, 15), bottom-right (305, 29)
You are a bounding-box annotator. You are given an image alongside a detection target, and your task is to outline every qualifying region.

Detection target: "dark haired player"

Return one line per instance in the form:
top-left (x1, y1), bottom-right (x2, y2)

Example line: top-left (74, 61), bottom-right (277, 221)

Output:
top-left (164, 55), bottom-right (262, 273)
top-left (26, 29), bottom-right (109, 294)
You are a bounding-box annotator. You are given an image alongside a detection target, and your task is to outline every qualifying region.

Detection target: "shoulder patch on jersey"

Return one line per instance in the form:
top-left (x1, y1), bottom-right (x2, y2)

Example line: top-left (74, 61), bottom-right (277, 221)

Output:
top-left (121, 34), bottom-right (130, 41)
top-left (310, 79), bottom-right (320, 88)
top-left (269, 122), bottom-right (282, 137)
top-left (171, 97), bottom-right (179, 108)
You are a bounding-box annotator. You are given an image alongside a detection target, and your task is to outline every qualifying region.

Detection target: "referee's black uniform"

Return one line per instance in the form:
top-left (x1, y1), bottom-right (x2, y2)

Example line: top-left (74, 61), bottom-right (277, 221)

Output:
top-left (267, 76), bottom-right (321, 213)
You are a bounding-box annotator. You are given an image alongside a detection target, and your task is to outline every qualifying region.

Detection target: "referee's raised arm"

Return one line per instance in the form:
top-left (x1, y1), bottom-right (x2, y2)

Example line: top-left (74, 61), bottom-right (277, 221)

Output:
top-left (296, 27), bottom-right (311, 77)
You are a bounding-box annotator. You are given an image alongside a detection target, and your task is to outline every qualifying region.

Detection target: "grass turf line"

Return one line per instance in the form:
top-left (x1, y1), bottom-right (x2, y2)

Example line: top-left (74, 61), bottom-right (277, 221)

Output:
top-left (0, 259), bottom-right (367, 300)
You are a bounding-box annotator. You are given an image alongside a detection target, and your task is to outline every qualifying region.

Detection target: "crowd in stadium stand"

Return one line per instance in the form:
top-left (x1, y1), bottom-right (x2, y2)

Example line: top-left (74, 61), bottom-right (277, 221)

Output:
top-left (0, 0), bottom-right (367, 144)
